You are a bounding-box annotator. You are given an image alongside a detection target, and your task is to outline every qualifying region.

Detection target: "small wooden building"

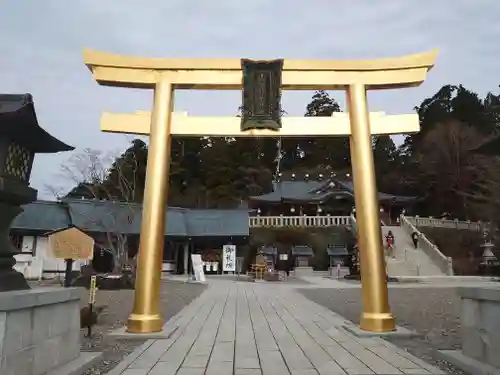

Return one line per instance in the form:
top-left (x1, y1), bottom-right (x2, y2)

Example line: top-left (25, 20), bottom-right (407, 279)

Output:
top-left (292, 245), bottom-right (314, 267)
top-left (326, 244), bottom-right (349, 267)
top-left (260, 246), bottom-right (278, 264)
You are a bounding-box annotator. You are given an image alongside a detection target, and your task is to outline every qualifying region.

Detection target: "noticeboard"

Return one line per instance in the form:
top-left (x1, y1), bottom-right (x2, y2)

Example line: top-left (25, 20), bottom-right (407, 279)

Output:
top-left (48, 226), bottom-right (95, 260)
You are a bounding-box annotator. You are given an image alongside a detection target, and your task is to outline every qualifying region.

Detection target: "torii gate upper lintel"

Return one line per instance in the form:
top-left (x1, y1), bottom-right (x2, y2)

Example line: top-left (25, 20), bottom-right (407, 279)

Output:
top-left (83, 49), bottom-right (437, 335)
top-left (83, 48), bottom-right (437, 89)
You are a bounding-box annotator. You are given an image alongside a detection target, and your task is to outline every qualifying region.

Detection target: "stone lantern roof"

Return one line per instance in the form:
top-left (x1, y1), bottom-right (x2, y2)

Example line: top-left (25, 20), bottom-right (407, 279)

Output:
top-left (0, 94), bottom-right (74, 153)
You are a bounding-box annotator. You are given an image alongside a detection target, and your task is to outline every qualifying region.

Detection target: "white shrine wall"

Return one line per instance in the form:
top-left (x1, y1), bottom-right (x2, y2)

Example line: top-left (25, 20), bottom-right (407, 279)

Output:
top-left (13, 235), bottom-right (87, 280)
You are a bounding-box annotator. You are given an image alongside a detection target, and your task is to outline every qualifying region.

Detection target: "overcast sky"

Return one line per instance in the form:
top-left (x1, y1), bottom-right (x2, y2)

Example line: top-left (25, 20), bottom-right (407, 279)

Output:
top-left (1, 0), bottom-right (499, 199)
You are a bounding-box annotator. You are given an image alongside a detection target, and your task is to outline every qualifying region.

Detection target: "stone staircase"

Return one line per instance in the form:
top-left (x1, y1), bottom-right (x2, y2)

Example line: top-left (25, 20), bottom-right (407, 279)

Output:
top-left (381, 226), bottom-right (445, 276)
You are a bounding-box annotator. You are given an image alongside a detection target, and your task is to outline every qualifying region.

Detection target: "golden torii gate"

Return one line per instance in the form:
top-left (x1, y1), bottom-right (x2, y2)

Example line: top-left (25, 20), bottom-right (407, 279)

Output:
top-left (83, 49), bottom-right (437, 334)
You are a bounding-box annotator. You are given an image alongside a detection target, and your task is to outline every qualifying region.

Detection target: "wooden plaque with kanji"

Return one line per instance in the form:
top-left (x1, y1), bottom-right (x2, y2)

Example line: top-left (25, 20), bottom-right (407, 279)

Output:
top-left (47, 226), bottom-right (94, 260)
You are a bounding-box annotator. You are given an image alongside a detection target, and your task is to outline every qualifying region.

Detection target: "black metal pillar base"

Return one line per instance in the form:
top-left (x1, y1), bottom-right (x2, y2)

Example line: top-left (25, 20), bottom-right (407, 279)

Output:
top-left (0, 201), bottom-right (31, 292)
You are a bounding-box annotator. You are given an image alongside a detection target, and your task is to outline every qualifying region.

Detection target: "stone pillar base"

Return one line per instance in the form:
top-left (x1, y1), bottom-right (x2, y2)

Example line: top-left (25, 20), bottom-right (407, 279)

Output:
top-left (0, 287), bottom-right (102, 375)
top-left (293, 266), bottom-right (314, 277)
top-left (444, 286), bottom-right (500, 374)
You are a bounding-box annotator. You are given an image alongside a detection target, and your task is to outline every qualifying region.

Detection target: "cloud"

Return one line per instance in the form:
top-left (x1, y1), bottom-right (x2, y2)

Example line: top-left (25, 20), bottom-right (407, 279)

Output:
top-left (0, 0), bottom-right (499, 198)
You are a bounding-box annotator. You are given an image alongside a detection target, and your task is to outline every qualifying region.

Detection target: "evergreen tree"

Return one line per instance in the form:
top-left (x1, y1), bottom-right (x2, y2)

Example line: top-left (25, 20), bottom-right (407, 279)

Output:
top-left (402, 85), bottom-right (500, 155)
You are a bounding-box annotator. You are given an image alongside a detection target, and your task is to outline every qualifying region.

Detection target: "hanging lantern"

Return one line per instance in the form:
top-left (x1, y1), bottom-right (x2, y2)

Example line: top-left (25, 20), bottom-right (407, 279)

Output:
top-left (240, 58), bottom-right (284, 131)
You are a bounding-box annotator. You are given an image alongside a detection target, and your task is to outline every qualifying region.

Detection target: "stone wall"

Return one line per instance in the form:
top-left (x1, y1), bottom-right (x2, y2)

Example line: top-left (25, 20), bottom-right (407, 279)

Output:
top-left (460, 286), bottom-right (500, 369)
top-left (0, 287), bottom-right (80, 375)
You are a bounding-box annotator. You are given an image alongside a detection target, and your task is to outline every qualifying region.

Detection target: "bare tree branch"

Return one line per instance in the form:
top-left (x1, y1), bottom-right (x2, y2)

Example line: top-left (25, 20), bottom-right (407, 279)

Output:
top-left (46, 147), bottom-right (143, 270)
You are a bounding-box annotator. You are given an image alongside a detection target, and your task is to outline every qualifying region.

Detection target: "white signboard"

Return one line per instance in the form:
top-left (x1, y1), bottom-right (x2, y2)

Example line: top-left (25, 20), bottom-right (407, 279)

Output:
top-left (222, 245), bottom-right (236, 272)
top-left (191, 254), bottom-right (206, 282)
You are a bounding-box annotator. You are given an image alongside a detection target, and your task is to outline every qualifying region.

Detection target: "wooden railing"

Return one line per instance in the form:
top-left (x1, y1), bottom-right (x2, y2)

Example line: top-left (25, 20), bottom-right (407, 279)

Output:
top-left (249, 215), bottom-right (350, 228)
top-left (405, 216), bottom-right (483, 232)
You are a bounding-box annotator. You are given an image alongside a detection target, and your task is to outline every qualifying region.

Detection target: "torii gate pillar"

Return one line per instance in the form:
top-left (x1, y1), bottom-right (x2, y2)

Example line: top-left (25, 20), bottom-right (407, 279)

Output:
top-left (83, 49), bottom-right (437, 334)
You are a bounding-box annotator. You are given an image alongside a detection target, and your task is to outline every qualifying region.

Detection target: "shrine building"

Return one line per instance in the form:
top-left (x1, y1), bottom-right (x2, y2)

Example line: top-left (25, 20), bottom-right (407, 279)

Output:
top-left (248, 171), bottom-right (417, 226)
top-left (10, 199), bottom-right (249, 279)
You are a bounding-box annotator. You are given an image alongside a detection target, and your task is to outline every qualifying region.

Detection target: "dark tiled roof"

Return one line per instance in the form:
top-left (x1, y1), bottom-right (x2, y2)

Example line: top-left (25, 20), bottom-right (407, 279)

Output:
top-left (10, 199), bottom-right (249, 237)
top-left (250, 180), bottom-right (325, 202)
top-left (326, 245), bottom-right (348, 256)
top-left (65, 200), bottom-right (189, 236)
top-left (185, 209), bottom-right (249, 237)
top-left (66, 199), bottom-right (139, 234)
top-left (260, 246), bottom-right (278, 256)
top-left (11, 201), bottom-right (71, 232)
top-left (292, 245), bottom-right (314, 256)
top-left (249, 178), bottom-right (417, 204)
top-left (335, 180), bottom-right (417, 203)
top-left (0, 94), bottom-right (74, 153)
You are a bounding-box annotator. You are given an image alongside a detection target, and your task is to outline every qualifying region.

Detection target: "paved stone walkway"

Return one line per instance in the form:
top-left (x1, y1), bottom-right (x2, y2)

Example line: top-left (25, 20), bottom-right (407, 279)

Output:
top-left (107, 280), bottom-right (446, 375)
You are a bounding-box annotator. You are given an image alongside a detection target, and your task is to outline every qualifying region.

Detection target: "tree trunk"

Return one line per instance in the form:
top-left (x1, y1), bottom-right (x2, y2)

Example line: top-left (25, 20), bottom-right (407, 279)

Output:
top-left (113, 236), bottom-right (128, 272)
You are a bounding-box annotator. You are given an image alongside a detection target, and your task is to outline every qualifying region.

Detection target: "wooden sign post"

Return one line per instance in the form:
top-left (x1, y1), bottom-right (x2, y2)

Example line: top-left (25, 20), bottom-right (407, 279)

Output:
top-left (46, 226), bottom-right (95, 287)
top-left (87, 275), bottom-right (97, 337)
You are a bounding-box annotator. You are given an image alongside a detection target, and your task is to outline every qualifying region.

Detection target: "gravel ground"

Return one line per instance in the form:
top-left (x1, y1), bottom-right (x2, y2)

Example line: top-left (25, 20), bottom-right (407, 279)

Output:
top-left (298, 287), bottom-right (469, 375)
top-left (30, 279), bottom-right (207, 375)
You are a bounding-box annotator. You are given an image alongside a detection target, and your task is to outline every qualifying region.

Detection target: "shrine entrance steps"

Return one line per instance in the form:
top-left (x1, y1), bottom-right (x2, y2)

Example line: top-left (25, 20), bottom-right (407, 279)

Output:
top-left (382, 226), bottom-right (445, 277)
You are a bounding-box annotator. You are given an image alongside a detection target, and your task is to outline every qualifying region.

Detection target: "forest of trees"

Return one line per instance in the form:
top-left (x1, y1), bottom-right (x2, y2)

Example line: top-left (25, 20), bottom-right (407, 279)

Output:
top-left (59, 84), bottom-right (500, 225)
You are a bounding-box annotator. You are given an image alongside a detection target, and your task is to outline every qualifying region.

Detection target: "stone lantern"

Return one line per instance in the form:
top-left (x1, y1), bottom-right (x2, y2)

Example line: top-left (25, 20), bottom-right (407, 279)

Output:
top-left (0, 94), bottom-right (74, 291)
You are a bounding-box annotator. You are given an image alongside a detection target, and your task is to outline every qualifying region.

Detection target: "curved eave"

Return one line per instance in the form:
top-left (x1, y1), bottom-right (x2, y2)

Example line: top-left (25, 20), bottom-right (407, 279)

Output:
top-left (283, 191), bottom-right (353, 203)
top-left (83, 49), bottom-right (437, 72)
top-left (260, 246), bottom-right (278, 256)
top-left (0, 95), bottom-right (74, 153)
top-left (326, 247), bottom-right (348, 256)
top-left (291, 245), bottom-right (314, 256)
top-left (379, 195), bottom-right (420, 203)
top-left (248, 193), bottom-right (283, 202)
top-left (31, 126), bottom-right (75, 153)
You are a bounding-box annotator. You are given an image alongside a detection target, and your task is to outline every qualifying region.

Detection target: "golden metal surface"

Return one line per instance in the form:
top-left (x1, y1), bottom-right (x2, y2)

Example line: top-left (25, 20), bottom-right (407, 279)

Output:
top-left (89, 66), bottom-right (429, 90)
top-left (84, 49), bottom-right (436, 90)
top-left (84, 47), bottom-right (437, 334)
top-left (84, 48), bottom-right (437, 71)
top-left (100, 111), bottom-right (419, 137)
top-left (126, 76), bottom-right (174, 333)
top-left (347, 83), bottom-right (396, 332)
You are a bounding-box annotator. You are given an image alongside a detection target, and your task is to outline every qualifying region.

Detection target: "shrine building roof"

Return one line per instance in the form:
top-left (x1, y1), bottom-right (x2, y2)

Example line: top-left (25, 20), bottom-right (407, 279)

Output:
top-left (291, 245), bottom-right (314, 256)
top-left (11, 199), bottom-right (249, 238)
top-left (249, 174), bottom-right (417, 204)
top-left (326, 244), bottom-right (349, 257)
